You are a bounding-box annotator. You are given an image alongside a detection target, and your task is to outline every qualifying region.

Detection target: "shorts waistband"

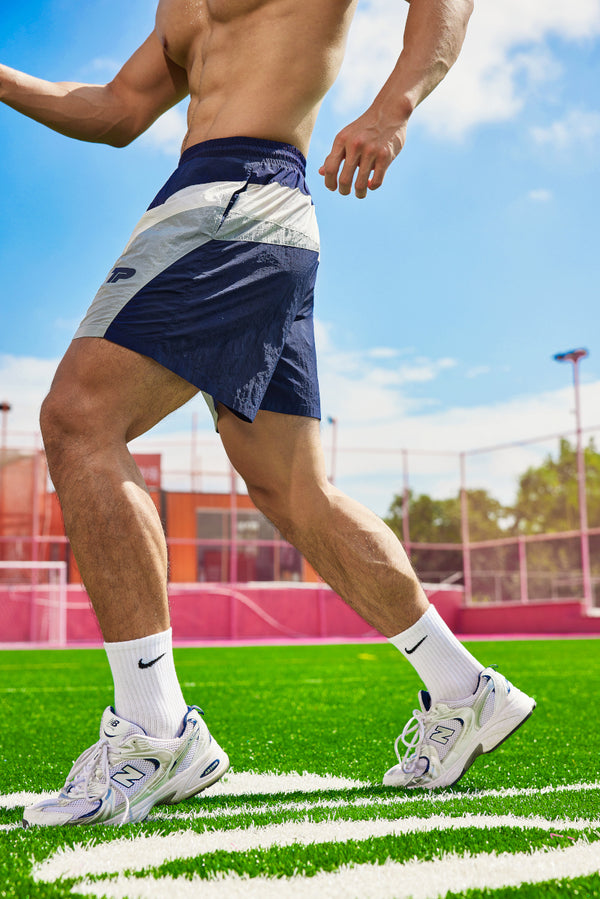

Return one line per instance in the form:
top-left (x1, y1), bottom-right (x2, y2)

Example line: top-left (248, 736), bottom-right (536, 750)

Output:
top-left (179, 136), bottom-right (307, 172)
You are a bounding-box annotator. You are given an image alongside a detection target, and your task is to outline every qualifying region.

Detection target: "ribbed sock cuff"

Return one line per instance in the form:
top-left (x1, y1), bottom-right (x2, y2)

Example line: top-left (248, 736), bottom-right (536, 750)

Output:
top-left (389, 606), bottom-right (482, 703)
top-left (104, 627), bottom-right (188, 738)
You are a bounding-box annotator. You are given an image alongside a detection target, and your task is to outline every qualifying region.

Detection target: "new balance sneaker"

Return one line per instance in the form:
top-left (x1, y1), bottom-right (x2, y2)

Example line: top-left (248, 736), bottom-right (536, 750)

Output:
top-left (23, 706), bottom-right (229, 826)
top-left (383, 667), bottom-right (535, 789)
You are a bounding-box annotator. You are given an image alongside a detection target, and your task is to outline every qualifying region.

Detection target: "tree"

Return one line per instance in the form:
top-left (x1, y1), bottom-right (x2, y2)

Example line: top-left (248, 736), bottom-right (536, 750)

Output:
top-left (386, 488), bottom-right (509, 544)
top-left (385, 488), bottom-right (510, 584)
top-left (513, 437), bottom-right (600, 534)
top-left (384, 437), bottom-right (600, 598)
top-left (511, 437), bottom-right (600, 589)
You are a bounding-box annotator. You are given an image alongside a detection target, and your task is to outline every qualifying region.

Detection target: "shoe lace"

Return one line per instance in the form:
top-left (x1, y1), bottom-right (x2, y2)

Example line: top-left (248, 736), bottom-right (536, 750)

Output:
top-left (394, 708), bottom-right (427, 775)
top-left (63, 739), bottom-right (131, 824)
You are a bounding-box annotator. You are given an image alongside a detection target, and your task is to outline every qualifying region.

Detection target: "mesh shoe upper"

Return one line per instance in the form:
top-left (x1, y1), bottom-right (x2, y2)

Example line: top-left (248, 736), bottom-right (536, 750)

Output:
top-left (23, 705), bottom-right (228, 826)
top-left (384, 667), bottom-right (535, 789)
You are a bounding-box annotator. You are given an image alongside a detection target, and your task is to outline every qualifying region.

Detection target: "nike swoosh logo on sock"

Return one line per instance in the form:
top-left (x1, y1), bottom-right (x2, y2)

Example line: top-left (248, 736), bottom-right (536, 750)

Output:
top-left (405, 635), bottom-right (428, 654)
top-left (138, 653), bottom-right (166, 669)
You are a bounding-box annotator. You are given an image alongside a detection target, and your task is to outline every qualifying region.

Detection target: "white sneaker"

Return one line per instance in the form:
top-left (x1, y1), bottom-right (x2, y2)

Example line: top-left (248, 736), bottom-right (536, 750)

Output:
top-left (23, 706), bottom-right (229, 826)
top-left (383, 667), bottom-right (535, 789)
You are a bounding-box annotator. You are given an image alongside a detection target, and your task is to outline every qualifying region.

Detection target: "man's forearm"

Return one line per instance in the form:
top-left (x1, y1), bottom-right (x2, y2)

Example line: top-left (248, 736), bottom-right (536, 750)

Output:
top-left (374, 0), bottom-right (473, 123)
top-left (0, 64), bottom-right (132, 147)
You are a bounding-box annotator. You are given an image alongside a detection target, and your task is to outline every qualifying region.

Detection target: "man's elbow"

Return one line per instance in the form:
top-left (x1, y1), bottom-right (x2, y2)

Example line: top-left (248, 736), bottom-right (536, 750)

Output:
top-left (105, 129), bottom-right (136, 148)
top-left (100, 109), bottom-right (146, 147)
top-left (101, 82), bottom-right (149, 147)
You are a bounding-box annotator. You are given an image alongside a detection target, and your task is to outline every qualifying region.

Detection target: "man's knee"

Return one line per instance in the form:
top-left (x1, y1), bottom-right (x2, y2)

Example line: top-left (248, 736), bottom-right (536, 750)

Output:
top-left (245, 472), bottom-right (329, 541)
top-left (40, 381), bottom-right (103, 467)
top-left (245, 476), bottom-right (292, 531)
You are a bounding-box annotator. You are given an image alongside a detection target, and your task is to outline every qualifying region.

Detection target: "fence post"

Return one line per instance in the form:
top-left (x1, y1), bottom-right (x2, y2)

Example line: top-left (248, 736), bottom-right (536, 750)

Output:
top-left (402, 449), bottom-right (411, 553)
top-left (460, 452), bottom-right (472, 605)
top-left (518, 536), bottom-right (529, 604)
top-left (229, 463), bottom-right (238, 584)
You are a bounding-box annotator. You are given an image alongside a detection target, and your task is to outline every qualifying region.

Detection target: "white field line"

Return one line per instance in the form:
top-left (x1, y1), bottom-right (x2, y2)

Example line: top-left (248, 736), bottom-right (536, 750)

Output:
top-left (65, 841), bottom-right (600, 899)
top-left (0, 772), bottom-right (368, 811)
top-left (32, 814), bottom-right (600, 882)
top-left (4, 776), bottom-right (599, 814)
top-left (1, 791), bottom-right (55, 810)
top-left (203, 771), bottom-right (369, 795)
top-left (149, 778), bottom-right (600, 823)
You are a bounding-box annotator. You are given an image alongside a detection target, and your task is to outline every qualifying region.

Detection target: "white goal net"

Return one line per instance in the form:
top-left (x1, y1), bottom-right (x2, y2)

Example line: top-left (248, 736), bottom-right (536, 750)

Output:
top-left (0, 561), bottom-right (67, 646)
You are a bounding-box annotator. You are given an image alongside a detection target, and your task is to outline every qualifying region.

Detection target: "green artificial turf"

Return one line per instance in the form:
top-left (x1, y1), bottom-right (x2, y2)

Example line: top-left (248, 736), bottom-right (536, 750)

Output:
top-left (1, 638), bottom-right (599, 898)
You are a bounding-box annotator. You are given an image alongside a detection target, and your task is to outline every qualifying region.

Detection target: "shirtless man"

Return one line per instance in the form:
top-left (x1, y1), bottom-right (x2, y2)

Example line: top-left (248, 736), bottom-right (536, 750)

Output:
top-left (1, 0), bottom-right (535, 827)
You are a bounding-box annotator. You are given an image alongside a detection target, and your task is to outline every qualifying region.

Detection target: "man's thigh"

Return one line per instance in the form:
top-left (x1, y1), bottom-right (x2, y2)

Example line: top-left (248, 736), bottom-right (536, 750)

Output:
top-left (217, 405), bottom-right (328, 493)
top-left (47, 337), bottom-right (198, 442)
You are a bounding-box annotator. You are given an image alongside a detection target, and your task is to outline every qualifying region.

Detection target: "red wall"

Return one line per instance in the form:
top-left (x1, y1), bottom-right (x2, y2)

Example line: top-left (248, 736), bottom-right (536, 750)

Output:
top-left (2, 583), bottom-right (599, 646)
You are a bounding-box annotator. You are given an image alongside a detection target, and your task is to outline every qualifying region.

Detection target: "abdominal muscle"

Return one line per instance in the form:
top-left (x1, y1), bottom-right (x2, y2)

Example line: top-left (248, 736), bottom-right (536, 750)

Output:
top-left (155, 0), bottom-right (357, 155)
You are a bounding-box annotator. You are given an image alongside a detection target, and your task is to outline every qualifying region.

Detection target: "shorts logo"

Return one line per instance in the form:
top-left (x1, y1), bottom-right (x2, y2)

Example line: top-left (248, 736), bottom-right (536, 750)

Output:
top-left (107, 266), bottom-right (136, 283)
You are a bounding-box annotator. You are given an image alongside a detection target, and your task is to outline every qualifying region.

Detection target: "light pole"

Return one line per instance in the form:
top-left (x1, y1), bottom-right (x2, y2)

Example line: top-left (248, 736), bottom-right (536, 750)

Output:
top-left (553, 348), bottom-right (592, 611)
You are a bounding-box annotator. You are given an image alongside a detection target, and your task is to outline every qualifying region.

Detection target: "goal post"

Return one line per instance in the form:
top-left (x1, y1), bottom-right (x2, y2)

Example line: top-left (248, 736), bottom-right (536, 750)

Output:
top-left (0, 561), bottom-right (68, 646)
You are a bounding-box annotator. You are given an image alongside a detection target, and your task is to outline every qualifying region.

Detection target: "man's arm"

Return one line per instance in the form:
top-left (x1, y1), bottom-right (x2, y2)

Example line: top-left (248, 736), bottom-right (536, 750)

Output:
top-left (0, 31), bottom-right (188, 148)
top-left (320, 0), bottom-right (473, 198)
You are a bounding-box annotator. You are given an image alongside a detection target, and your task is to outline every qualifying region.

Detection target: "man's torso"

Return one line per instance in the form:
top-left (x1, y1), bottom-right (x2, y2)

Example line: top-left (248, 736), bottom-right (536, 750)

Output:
top-left (154, 0), bottom-right (358, 155)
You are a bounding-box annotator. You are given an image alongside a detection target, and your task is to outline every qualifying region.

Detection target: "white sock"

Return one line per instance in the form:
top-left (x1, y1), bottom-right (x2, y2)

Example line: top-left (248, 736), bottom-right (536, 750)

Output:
top-left (104, 627), bottom-right (188, 739)
top-left (389, 605), bottom-right (483, 704)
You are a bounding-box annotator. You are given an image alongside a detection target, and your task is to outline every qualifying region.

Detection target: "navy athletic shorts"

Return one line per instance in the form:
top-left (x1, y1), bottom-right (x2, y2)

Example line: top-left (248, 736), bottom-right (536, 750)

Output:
top-left (74, 136), bottom-right (321, 425)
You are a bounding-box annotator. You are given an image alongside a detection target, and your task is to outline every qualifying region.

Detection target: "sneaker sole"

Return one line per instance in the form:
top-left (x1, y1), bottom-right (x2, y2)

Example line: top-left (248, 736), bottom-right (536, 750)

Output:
top-left (451, 699), bottom-right (536, 787)
top-left (430, 689), bottom-right (536, 789)
top-left (23, 740), bottom-right (230, 827)
top-left (384, 685), bottom-right (536, 790)
top-left (160, 740), bottom-right (230, 805)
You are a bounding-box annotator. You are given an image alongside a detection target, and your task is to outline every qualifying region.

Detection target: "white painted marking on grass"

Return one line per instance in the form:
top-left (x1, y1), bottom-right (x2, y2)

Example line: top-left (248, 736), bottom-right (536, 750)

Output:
top-left (150, 779), bottom-right (600, 824)
top-left (3, 778), bottom-right (599, 812)
top-left (32, 814), bottom-right (600, 883)
top-left (0, 772), bottom-right (367, 814)
top-left (65, 841), bottom-right (600, 899)
top-left (0, 791), bottom-right (54, 809)
top-left (202, 770), bottom-right (368, 795)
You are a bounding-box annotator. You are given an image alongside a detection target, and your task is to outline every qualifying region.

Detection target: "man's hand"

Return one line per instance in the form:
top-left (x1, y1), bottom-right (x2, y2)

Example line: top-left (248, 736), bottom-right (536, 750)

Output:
top-left (320, 0), bottom-right (473, 199)
top-left (319, 110), bottom-right (407, 199)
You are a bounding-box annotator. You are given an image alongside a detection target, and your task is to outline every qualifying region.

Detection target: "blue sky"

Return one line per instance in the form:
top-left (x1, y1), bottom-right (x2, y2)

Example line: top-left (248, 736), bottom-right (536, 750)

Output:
top-left (1, 0), bottom-right (600, 513)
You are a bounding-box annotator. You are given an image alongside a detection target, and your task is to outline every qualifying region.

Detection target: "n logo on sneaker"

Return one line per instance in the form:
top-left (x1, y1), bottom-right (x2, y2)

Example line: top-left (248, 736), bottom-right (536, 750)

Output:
top-left (430, 725), bottom-right (456, 745)
top-left (112, 765), bottom-right (146, 788)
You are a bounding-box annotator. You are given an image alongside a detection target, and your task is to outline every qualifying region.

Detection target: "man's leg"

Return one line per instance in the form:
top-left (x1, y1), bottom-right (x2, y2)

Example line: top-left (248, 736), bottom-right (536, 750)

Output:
top-left (25, 337), bottom-right (229, 827)
top-left (40, 337), bottom-right (197, 643)
top-left (218, 406), bottom-right (535, 788)
top-left (219, 407), bottom-right (428, 635)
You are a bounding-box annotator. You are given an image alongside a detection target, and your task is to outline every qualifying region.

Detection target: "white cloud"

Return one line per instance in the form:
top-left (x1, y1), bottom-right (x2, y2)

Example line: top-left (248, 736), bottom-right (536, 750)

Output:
top-left (314, 328), bottom-right (600, 511)
top-left (466, 365), bottom-right (492, 378)
top-left (333, 0), bottom-right (600, 138)
top-left (80, 57), bottom-right (121, 79)
top-left (527, 188), bottom-right (553, 202)
top-left (140, 105), bottom-right (187, 156)
top-left (367, 347), bottom-right (402, 360)
top-left (0, 355), bottom-right (57, 447)
top-left (315, 332), bottom-right (458, 424)
top-left (3, 345), bottom-right (600, 516)
top-left (530, 108), bottom-right (600, 148)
